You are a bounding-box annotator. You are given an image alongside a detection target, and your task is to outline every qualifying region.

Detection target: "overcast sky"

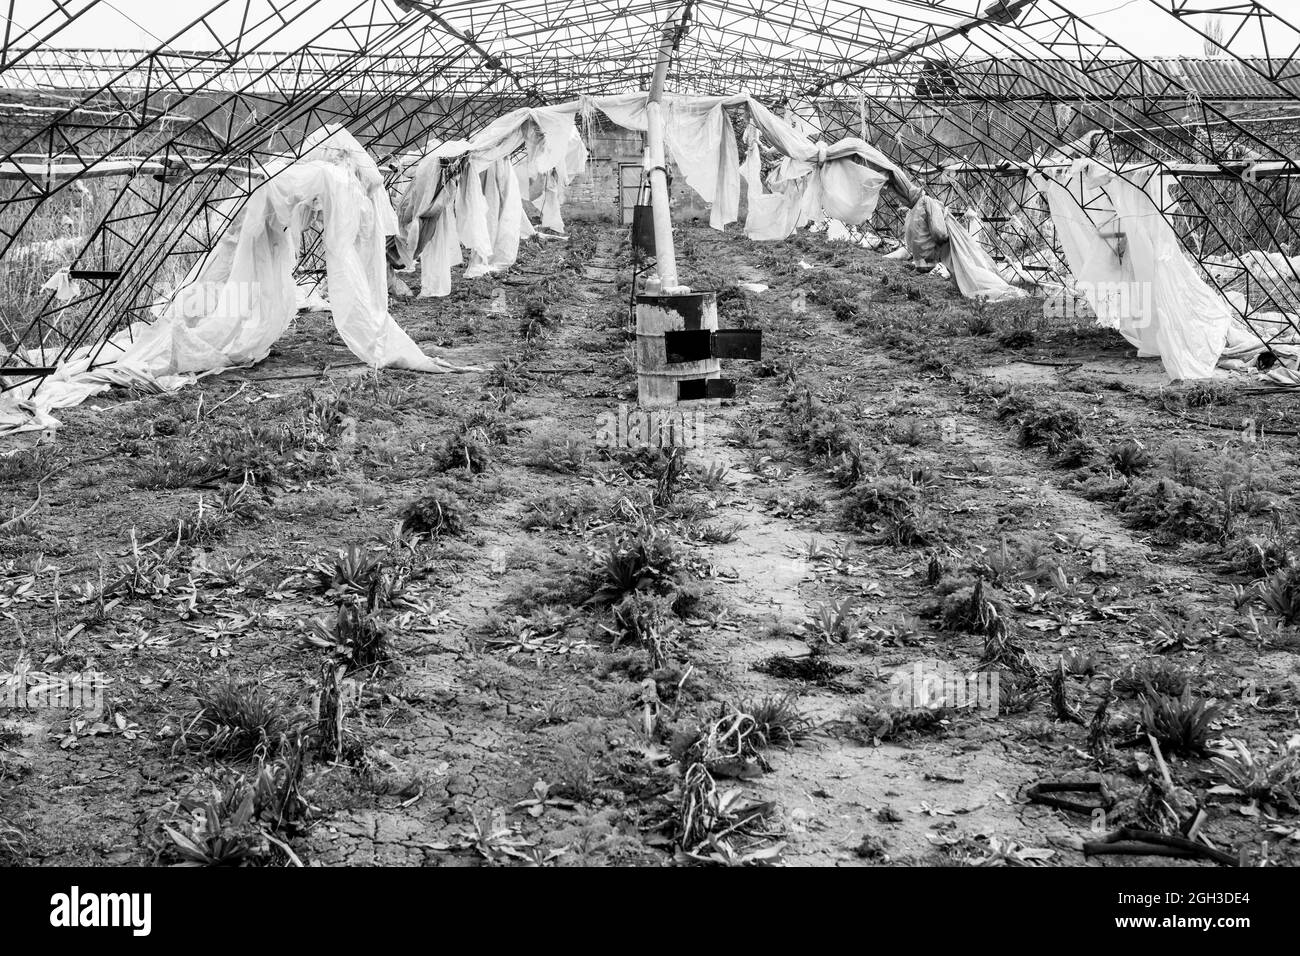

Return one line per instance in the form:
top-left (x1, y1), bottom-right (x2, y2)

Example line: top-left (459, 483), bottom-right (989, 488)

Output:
top-left (5, 0), bottom-right (1286, 60)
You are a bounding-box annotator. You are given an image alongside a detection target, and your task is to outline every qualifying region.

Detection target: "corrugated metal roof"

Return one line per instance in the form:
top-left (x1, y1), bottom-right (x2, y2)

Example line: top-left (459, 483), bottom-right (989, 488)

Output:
top-left (924, 57), bottom-right (1300, 102)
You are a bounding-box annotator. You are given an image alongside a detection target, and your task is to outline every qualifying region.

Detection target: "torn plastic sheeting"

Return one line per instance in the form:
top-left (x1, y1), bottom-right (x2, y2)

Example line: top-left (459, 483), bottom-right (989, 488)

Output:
top-left (395, 101), bottom-right (590, 296)
top-left (901, 194), bottom-right (1026, 304)
top-left (2, 129), bottom-right (473, 435)
top-left (396, 92), bottom-right (920, 298)
top-left (944, 220), bottom-right (1026, 304)
top-left (1029, 160), bottom-right (1230, 381)
top-left (40, 269), bottom-right (81, 303)
top-left (904, 195), bottom-right (949, 263)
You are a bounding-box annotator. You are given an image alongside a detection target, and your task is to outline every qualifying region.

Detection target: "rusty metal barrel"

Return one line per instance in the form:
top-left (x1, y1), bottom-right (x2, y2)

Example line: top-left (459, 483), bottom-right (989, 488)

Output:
top-left (635, 291), bottom-right (721, 409)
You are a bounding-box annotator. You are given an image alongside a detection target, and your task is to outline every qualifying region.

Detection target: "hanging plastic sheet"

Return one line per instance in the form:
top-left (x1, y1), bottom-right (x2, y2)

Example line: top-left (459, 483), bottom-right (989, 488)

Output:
top-left (40, 269), bottom-right (81, 304)
top-left (901, 194), bottom-right (1025, 303)
top-left (395, 103), bottom-right (589, 298)
top-left (394, 91), bottom-right (922, 298)
top-left (2, 127), bottom-right (472, 434)
top-left (1029, 160), bottom-right (1230, 380)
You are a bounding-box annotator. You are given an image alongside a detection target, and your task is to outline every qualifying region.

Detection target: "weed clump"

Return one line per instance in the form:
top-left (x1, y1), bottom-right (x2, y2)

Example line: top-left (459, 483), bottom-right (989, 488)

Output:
top-left (996, 323), bottom-right (1035, 348)
top-left (940, 577), bottom-right (1003, 633)
top-left (1209, 739), bottom-right (1300, 811)
top-left (157, 750), bottom-right (309, 866)
top-left (0, 817), bottom-right (27, 865)
top-left (1113, 659), bottom-right (1190, 699)
top-left (1257, 567), bottom-right (1300, 624)
top-left (434, 428), bottom-right (492, 474)
top-left (754, 654), bottom-right (849, 685)
top-left (523, 490), bottom-right (602, 531)
top-left (1108, 440), bottom-right (1151, 477)
top-left (805, 596), bottom-right (860, 645)
top-left (740, 695), bottom-right (813, 748)
top-left (1017, 405), bottom-right (1086, 455)
top-left (1222, 532), bottom-right (1291, 578)
top-left (520, 297), bottom-right (560, 340)
top-left (1119, 478), bottom-right (1222, 542)
top-left (302, 602), bottom-right (394, 672)
top-left (844, 475), bottom-right (934, 545)
top-left (399, 487), bottom-right (468, 537)
top-left (849, 702), bottom-right (953, 744)
top-left (1137, 685), bottom-right (1223, 756)
top-left (185, 681), bottom-right (304, 760)
top-left (587, 516), bottom-right (682, 605)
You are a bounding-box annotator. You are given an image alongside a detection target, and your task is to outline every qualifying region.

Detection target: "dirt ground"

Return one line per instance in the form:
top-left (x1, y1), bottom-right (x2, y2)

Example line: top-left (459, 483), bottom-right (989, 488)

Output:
top-left (3, 219), bottom-right (1300, 868)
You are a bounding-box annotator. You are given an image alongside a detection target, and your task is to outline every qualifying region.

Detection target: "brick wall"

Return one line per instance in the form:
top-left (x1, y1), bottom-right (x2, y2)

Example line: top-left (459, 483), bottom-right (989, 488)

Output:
top-left (564, 118), bottom-right (711, 224)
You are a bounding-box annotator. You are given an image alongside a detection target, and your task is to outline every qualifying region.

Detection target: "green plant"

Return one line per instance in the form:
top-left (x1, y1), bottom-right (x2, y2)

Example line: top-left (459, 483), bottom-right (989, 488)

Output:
top-left (999, 673), bottom-right (1043, 715)
top-left (1119, 478), bottom-right (1222, 542)
top-left (1160, 441), bottom-right (1200, 485)
top-left (1017, 405), bottom-right (1086, 455)
top-left (805, 596), bottom-right (859, 644)
top-left (982, 534), bottom-right (1057, 585)
top-left (523, 491), bottom-right (601, 532)
top-left (741, 694), bottom-right (812, 748)
top-left (1108, 440), bottom-right (1151, 477)
top-left (892, 418), bottom-right (925, 446)
top-left (845, 475), bottom-right (925, 543)
top-left (1054, 437), bottom-right (1095, 468)
top-left (941, 578), bottom-right (1001, 633)
top-left (587, 518), bottom-right (681, 604)
top-left (1112, 659), bottom-right (1190, 699)
top-left (1137, 685), bottom-right (1223, 756)
top-left (653, 447), bottom-right (687, 507)
top-left (692, 460), bottom-right (730, 490)
top-left (435, 428), bottom-right (492, 474)
top-left (520, 296), bottom-right (559, 340)
top-left (1060, 647), bottom-right (1101, 677)
top-left (1211, 450), bottom-right (1275, 537)
top-left (164, 788), bottom-right (266, 866)
top-left (161, 752), bottom-right (308, 866)
top-left (849, 702), bottom-right (952, 743)
top-left (301, 603), bottom-right (394, 671)
top-left (1209, 739), bottom-right (1300, 811)
top-left (1179, 380), bottom-right (1235, 409)
top-left (996, 321), bottom-right (1035, 348)
top-left (0, 447), bottom-right (55, 484)
top-left (676, 702), bottom-right (772, 775)
top-left (184, 681), bottom-right (302, 760)
top-left (1223, 531), bottom-right (1292, 578)
top-left (546, 719), bottom-right (612, 801)
top-left (399, 488), bottom-right (468, 537)
top-left (676, 762), bottom-right (780, 863)
top-left (1257, 567), bottom-right (1300, 624)
top-left (693, 520), bottom-right (742, 545)
top-left (610, 591), bottom-right (672, 666)
top-left (486, 357), bottom-right (534, 392)
top-left (525, 436), bottom-right (590, 475)
top-left (313, 544), bottom-right (410, 611)
top-left (864, 612), bottom-right (925, 646)
top-left (965, 311), bottom-right (995, 336)
top-left (0, 818), bottom-right (26, 865)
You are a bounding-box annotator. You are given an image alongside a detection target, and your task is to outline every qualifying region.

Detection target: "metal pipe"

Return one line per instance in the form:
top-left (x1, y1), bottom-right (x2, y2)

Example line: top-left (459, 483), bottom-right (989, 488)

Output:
top-left (645, 3), bottom-right (693, 293)
top-left (792, 0), bottom-right (1037, 102)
